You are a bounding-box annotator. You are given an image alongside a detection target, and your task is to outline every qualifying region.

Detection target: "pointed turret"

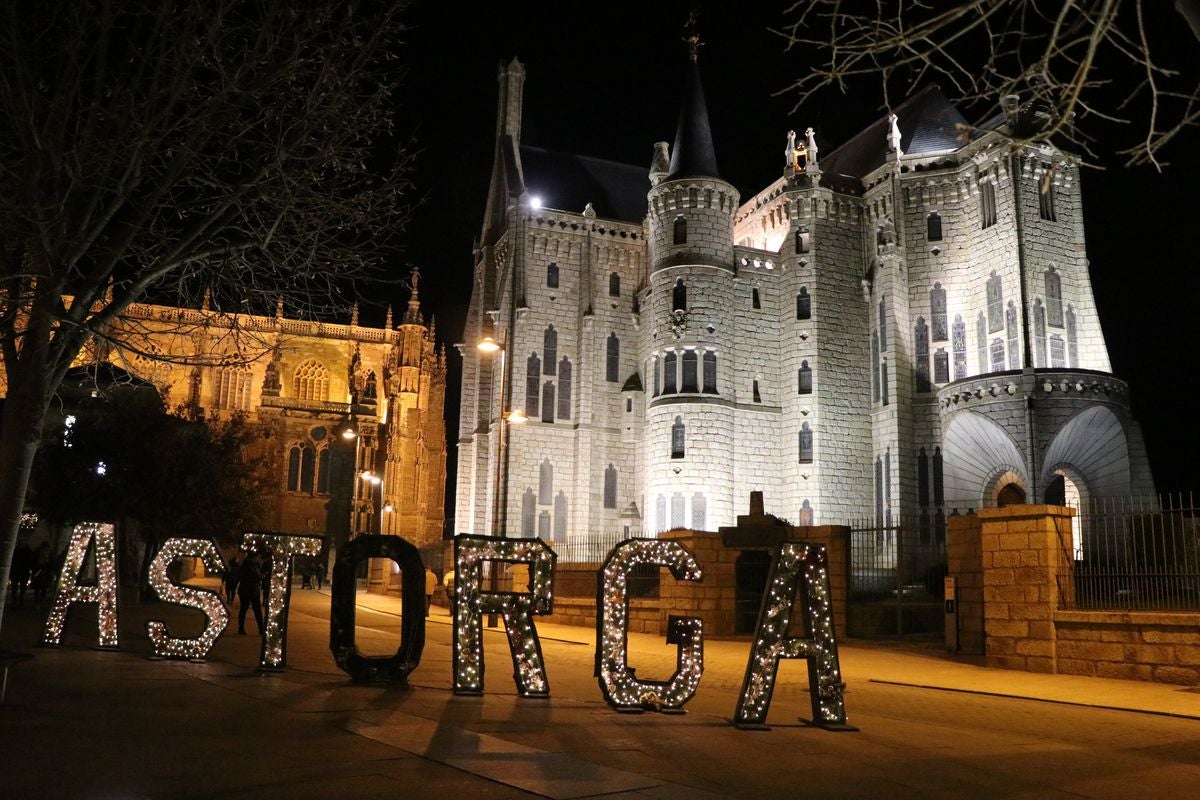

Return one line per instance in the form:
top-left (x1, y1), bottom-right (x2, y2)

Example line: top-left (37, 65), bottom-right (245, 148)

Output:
top-left (666, 20), bottom-right (719, 180)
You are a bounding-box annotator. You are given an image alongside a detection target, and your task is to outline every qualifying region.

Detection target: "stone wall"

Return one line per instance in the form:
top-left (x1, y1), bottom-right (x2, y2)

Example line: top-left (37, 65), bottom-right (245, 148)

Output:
top-left (1055, 611), bottom-right (1200, 684)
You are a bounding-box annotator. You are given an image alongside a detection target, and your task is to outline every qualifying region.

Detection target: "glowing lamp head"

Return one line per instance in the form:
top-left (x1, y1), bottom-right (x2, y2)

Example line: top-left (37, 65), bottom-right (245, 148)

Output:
top-left (360, 470), bottom-right (374, 480)
top-left (477, 337), bottom-right (501, 353)
top-left (341, 427), bottom-right (357, 440)
top-left (507, 409), bottom-right (528, 424)
top-left (528, 195), bottom-right (542, 209)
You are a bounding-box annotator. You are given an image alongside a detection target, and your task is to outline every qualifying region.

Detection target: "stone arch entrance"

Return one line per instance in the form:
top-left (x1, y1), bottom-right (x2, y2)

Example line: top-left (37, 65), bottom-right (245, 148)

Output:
top-left (996, 483), bottom-right (1026, 506)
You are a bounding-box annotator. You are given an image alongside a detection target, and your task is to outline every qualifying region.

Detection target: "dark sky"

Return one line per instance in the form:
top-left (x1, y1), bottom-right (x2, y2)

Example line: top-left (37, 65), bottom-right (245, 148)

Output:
top-left (391, 2), bottom-right (1200, 517)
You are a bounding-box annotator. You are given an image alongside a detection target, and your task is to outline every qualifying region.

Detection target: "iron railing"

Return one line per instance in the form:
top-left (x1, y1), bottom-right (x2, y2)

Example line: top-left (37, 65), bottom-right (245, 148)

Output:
top-left (847, 516), bottom-right (948, 638)
top-left (1058, 494), bottom-right (1200, 612)
top-left (552, 531), bottom-right (662, 599)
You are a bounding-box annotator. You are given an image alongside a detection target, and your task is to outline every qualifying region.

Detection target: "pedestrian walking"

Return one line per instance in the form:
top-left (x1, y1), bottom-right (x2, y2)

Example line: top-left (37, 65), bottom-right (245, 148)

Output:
top-left (424, 567), bottom-right (437, 617)
top-left (237, 552), bottom-right (264, 635)
top-left (315, 560), bottom-right (327, 590)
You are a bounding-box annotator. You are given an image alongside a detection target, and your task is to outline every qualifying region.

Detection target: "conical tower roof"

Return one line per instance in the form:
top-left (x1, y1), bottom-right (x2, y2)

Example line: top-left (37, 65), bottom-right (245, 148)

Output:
top-left (666, 56), bottom-right (720, 181)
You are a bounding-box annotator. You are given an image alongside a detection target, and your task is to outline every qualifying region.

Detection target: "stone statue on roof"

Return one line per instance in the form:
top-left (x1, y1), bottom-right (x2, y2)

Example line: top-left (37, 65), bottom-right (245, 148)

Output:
top-left (805, 127), bottom-right (818, 167)
top-left (887, 113), bottom-right (903, 156)
top-left (786, 129), bottom-right (797, 169)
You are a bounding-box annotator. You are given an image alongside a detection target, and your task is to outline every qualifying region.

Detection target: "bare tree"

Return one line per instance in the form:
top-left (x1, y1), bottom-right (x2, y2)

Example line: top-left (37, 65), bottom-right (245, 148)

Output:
top-left (0, 0), bottom-right (413, 630)
top-left (776, 0), bottom-right (1200, 169)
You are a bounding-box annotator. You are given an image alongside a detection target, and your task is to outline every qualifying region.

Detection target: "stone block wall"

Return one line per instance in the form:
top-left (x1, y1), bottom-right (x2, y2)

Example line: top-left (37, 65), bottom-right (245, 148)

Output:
top-left (946, 514), bottom-right (985, 654)
top-left (1055, 612), bottom-right (1200, 684)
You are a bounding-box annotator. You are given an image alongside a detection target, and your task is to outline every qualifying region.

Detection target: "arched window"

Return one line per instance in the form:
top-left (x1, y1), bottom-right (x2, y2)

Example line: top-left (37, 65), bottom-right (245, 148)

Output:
top-left (538, 511), bottom-right (551, 539)
top-left (539, 459), bottom-right (553, 504)
top-left (522, 489), bottom-right (536, 537)
top-left (930, 282), bottom-right (947, 341)
top-left (933, 349), bottom-right (949, 384)
top-left (1039, 182), bottom-right (1056, 221)
top-left (691, 493), bottom-right (707, 530)
top-left (987, 272), bottom-right (1003, 332)
top-left (1034, 299), bottom-right (1048, 367)
top-left (752, 288), bottom-right (760, 309)
top-left (915, 317), bottom-right (931, 392)
top-left (799, 423), bottom-right (814, 464)
top-left (927, 212), bottom-right (943, 241)
top-left (671, 416), bottom-right (685, 459)
top-left (292, 360), bottom-right (329, 402)
top-left (316, 446), bottom-right (331, 495)
top-left (554, 491), bottom-right (568, 538)
top-left (871, 332), bottom-right (880, 403)
top-left (681, 350), bottom-right (698, 392)
top-left (917, 448), bottom-right (930, 508)
top-left (609, 272), bottom-right (621, 297)
top-left (606, 333), bottom-right (620, 382)
top-left (752, 379), bottom-right (761, 402)
top-left (874, 457), bottom-right (884, 527)
top-left (672, 279), bottom-right (687, 311)
top-left (557, 358), bottom-right (572, 419)
top-left (656, 494), bottom-right (667, 533)
top-left (525, 353), bottom-right (541, 419)
top-left (546, 262), bottom-right (559, 288)
top-left (1050, 334), bottom-right (1066, 368)
top-left (663, 351), bottom-right (677, 394)
top-left (878, 296), bottom-right (888, 350)
top-left (215, 366), bottom-right (251, 410)
top-left (286, 443), bottom-right (302, 492)
top-left (953, 315), bottom-right (967, 379)
top-left (796, 287), bottom-right (811, 320)
top-left (1006, 302), bottom-right (1020, 370)
top-left (671, 493), bottom-right (686, 529)
top-left (795, 229), bottom-right (811, 253)
top-left (1066, 305), bottom-right (1078, 368)
top-left (287, 442), bottom-right (315, 494)
top-left (799, 500), bottom-right (814, 526)
top-left (880, 358), bottom-right (889, 406)
top-left (603, 465), bottom-right (618, 509)
top-left (541, 382), bottom-right (555, 423)
top-left (1045, 267), bottom-right (1063, 327)
top-left (702, 351), bottom-right (717, 393)
top-left (990, 338), bottom-right (1006, 372)
top-left (543, 326), bottom-right (557, 375)
top-left (980, 179), bottom-right (997, 228)
top-left (976, 312), bottom-right (988, 373)
top-left (673, 216), bottom-right (687, 244)
top-left (651, 354), bottom-right (660, 396)
top-left (798, 360), bottom-right (812, 394)
top-left (933, 447), bottom-right (945, 506)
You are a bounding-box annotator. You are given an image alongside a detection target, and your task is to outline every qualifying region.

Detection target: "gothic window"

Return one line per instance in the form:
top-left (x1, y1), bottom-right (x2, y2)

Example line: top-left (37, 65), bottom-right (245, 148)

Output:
top-left (1034, 299), bottom-right (1048, 367)
top-left (672, 279), bottom-right (687, 311)
top-left (543, 326), bottom-right (558, 375)
top-left (609, 272), bottom-right (621, 297)
top-left (663, 351), bottom-right (677, 394)
top-left (702, 350), bottom-right (717, 393)
top-left (752, 379), bottom-right (761, 403)
top-left (976, 312), bottom-right (988, 373)
top-left (541, 382), bottom-right (555, 423)
top-left (798, 422), bottom-right (814, 464)
top-left (547, 262), bottom-right (559, 288)
top-left (953, 314), bottom-right (967, 376)
top-left (795, 229), bottom-right (811, 253)
top-left (799, 500), bottom-right (814, 526)
top-left (918, 448), bottom-right (930, 508)
top-left (1045, 267), bottom-right (1064, 327)
top-left (554, 491), bottom-right (568, 539)
top-left (880, 358), bottom-right (889, 406)
top-left (557, 357), bottom-right (572, 419)
top-left (798, 360), bottom-right (813, 394)
top-left (215, 366), bottom-right (251, 410)
top-left (980, 180), bottom-right (997, 228)
top-left (1067, 305), bottom-right (1078, 368)
top-left (525, 353), bottom-right (541, 419)
top-left (603, 465), bottom-right (618, 509)
top-left (871, 332), bottom-right (880, 403)
top-left (538, 511), bottom-right (551, 539)
top-left (292, 360), bottom-right (329, 402)
top-left (915, 317), bottom-right (931, 393)
top-left (692, 493), bottom-right (707, 530)
top-left (933, 447), bottom-right (945, 506)
top-left (752, 288), bottom-right (760, 308)
top-left (934, 349), bottom-right (949, 384)
top-left (990, 338), bottom-right (1006, 372)
top-left (522, 489), bottom-right (536, 537)
top-left (1039, 181), bottom-right (1057, 221)
top-left (927, 212), bottom-right (943, 241)
top-left (674, 216), bottom-right (687, 245)
top-left (884, 448), bottom-right (892, 513)
top-left (688, 187), bottom-right (698, 207)
top-left (987, 272), bottom-right (1003, 332)
top-left (652, 355), bottom-right (660, 396)
top-left (1050, 334), bottom-right (1066, 368)
top-left (539, 459), bottom-right (553, 505)
top-left (1007, 302), bottom-right (1020, 370)
top-left (796, 287), bottom-right (811, 320)
top-left (656, 494), bottom-right (667, 533)
top-left (930, 282), bottom-right (948, 341)
top-left (626, 397), bottom-right (633, 412)
top-left (681, 350), bottom-right (698, 392)
top-left (875, 457), bottom-right (884, 527)
top-left (671, 493), bottom-right (686, 529)
top-left (878, 296), bottom-right (888, 350)
top-left (287, 443), bottom-right (315, 494)
top-left (606, 333), bottom-right (620, 382)
top-left (316, 446), bottom-right (331, 495)
top-left (671, 416), bottom-right (685, 459)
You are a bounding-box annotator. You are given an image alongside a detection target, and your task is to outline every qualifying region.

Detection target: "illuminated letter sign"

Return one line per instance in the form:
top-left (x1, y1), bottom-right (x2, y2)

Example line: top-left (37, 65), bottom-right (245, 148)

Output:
top-left (733, 543), bottom-right (851, 730)
top-left (453, 535), bottom-right (556, 697)
top-left (330, 534), bottom-right (426, 683)
top-left (41, 522), bottom-right (120, 649)
top-left (241, 532), bottom-right (323, 670)
top-left (596, 538), bottom-right (703, 712)
top-left (146, 538), bottom-right (229, 660)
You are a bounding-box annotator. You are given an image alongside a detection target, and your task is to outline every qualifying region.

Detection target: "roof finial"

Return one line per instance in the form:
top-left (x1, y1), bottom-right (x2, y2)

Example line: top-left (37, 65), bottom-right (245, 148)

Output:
top-left (403, 266), bottom-right (423, 325)
top-left (683, 9), bottom-right (702, 63)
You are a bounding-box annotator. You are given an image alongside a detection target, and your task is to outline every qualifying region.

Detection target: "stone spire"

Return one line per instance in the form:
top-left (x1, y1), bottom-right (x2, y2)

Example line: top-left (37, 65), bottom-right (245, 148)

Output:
top-left (403, 266), bottom-right (423, 325)
top-left (667, 16), bottom-right (719, 180)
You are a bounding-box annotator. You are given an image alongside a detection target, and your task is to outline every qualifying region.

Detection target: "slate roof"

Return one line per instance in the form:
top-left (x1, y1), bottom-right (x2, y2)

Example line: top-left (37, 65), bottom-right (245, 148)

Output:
top-left (667, 60), bottom-right (721, 180)
top-left (518, 145), bottom-right (648, 223)
top-left (820, 85), bottom-right (972, 179)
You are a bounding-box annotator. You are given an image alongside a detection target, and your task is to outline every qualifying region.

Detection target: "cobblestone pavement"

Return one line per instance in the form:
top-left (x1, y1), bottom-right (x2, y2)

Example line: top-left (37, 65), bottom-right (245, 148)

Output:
top-left (2, 586), bottom-right (1199, 798)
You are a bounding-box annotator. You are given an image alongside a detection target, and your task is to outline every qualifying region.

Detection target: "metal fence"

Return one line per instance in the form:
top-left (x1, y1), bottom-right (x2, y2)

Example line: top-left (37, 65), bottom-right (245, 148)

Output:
top-left (848, 516), bottom-right (948, 638)
top-left (552, 531), bottom-right (661, 599)
top-left (1058, 494), bottom-right (1200, 611)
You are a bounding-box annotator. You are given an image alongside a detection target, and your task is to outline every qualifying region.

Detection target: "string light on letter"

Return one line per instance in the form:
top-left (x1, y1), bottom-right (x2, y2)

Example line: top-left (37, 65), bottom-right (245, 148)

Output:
top-left (330, 534), bottom-right (426, 683)
top-left (452, 535), bottom-right (556, 697)
top-left (146, 538), bottom-right (229, 660)
top-left (241, 532), bottom-right (322, 671)
top-left (41, 522), bottom-right (120, 649)
top-left (733, 542), bottom-right (853, 730)
top-left (596, 538), bottom-right (704, 712)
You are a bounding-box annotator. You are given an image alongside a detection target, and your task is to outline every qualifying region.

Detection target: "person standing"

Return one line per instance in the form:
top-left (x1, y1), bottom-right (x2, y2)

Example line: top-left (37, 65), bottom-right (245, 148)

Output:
top-left (424, 567), bottom-right (437, 617)
top-left (224, 557), bottom-right (240, 604)
top-left (236, 552), bottom-right (264, 635)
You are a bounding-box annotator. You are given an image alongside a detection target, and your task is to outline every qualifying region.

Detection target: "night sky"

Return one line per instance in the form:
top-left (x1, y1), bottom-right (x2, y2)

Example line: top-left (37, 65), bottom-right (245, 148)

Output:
top-left (389, 3), bottom-right (1200, 518)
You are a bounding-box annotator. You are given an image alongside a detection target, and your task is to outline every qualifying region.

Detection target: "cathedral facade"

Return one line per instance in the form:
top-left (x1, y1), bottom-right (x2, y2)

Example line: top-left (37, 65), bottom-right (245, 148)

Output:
top-left (456, 56), bottom-right (1155, 555)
